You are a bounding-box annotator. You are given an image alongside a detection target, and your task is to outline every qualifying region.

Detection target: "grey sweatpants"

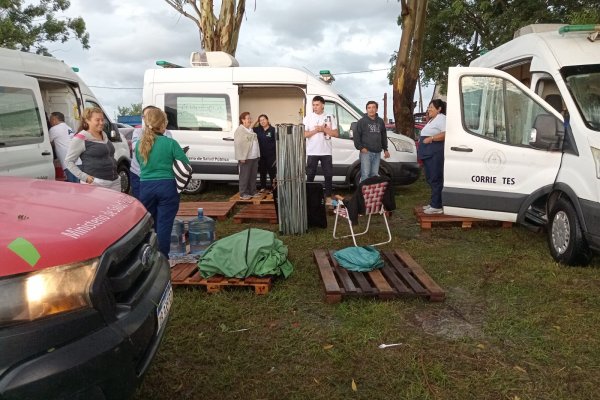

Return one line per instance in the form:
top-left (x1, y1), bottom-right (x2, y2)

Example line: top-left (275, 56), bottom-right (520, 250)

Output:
top-left (238, 158), bottom-right (259, 196)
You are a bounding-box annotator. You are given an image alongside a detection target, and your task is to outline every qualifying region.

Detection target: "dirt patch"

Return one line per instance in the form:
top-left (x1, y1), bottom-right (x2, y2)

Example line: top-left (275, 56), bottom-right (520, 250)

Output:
top-left (413, 287), bottom-right (486, 340)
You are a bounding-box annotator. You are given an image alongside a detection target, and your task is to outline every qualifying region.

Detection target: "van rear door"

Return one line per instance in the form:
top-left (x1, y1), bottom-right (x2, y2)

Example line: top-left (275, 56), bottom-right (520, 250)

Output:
top-left (0, 72), bottom-right (55, 180)
top-left (443, 67), bottom-right (564, 222)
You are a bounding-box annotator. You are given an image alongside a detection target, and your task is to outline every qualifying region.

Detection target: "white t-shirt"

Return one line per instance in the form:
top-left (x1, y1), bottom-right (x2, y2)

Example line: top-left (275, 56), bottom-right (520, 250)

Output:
top-left (303, 112), bottom-right (338, 156)
top-left (420, 114), bottom-right (446, 137)
top-left (49, 122), bottom-right (80, 169)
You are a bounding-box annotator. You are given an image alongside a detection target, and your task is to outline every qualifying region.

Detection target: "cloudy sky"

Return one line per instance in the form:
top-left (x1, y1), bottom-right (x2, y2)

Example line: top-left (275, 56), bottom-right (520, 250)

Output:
top-left (50, 0), bottom-right (431, 120)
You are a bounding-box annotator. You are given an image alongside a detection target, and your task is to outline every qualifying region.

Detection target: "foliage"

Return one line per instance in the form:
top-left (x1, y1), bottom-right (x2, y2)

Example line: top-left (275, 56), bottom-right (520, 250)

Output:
top-left (163, 0), bottom-right (246, 56)
top-left (117, 103), bottom-right (142, 117)
top-left (0, 0), bottom-right (89, 55)
top-left (135, 178), bottom-right (600, 400)
top-left (415, 0), bottom-right (599, 93)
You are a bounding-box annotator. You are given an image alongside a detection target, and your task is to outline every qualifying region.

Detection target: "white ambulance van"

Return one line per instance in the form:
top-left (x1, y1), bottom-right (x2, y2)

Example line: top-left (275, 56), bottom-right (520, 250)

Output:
top-left (0, 47), bottom-right (131, 192)
top-left (142, 52), bottom-right (420, 194)
top-left (443, 24), bottom-right (600, 265)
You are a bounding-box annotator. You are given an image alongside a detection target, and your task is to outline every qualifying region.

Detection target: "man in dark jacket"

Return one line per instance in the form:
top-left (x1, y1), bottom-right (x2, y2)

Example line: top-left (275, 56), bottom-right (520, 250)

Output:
top-left (354, 101), bottom-right (390, 182)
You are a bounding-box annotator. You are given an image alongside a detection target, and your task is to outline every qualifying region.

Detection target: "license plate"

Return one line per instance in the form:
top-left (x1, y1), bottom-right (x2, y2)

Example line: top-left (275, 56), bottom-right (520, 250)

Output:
top-left (156, 281), bottom-right (173, 334)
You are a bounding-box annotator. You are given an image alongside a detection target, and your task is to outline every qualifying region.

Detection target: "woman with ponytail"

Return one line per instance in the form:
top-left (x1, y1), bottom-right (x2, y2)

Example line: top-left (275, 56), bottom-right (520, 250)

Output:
top-left (136, 107), bottom-right (190, 258)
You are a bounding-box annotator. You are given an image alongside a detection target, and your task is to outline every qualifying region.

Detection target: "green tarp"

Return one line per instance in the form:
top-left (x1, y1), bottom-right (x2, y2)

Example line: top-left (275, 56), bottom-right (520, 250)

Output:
top-left (198, 228), bottom-right (294, 279)
top-left (333, 246), bottom-right (384, 272)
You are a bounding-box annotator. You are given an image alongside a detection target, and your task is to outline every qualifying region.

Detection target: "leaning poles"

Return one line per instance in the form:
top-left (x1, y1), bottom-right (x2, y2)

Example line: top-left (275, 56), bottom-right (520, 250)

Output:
top-left (276, 124), bottom-right (307, 235)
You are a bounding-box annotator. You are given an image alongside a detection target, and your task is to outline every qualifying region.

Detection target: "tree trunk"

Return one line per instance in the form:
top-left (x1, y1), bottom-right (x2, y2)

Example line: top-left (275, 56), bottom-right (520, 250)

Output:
top-left (393, 0), bottom-right (428, 139)
top-left (164, 0), bottom-right (246, 56)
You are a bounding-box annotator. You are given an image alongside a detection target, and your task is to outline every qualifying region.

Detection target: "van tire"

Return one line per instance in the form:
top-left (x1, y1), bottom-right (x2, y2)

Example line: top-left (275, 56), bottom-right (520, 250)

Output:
top-left (118, 163), bottom-right (130, 194)
top-left (547, 197), bottom-right (591, 266)
top-left (183, 178), bottom-right (207, 195)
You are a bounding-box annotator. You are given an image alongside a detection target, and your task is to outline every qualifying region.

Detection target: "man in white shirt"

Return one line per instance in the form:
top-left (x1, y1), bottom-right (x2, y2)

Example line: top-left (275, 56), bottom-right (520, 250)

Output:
top-left (303, 96), bottom-right (339, 203)
top-left (49, 112), bottom-right (79, 183)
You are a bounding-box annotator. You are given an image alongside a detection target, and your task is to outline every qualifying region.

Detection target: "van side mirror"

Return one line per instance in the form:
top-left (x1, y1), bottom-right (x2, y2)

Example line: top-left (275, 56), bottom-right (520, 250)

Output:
top-left (109, 124), bottom-right (122, 142)
top-left (529, 114), bottom-right (563, 151)
top-left (348, 121), bottom-right (357, 139)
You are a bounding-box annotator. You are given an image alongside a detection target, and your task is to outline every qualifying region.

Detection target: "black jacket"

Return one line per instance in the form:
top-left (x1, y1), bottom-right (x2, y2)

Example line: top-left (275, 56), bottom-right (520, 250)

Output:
top-left (344, 175), bottom-right (395, 225)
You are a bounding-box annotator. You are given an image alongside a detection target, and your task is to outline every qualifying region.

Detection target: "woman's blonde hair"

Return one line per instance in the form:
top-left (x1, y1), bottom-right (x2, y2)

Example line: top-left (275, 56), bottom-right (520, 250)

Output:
top-left (77, 107), bottom-right (104, 132)
top-left (138, 108), bottom-right (168, 164)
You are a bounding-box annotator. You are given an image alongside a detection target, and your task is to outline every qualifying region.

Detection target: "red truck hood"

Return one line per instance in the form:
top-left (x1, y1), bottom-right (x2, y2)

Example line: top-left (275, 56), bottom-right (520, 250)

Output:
top-left (1, 177), bottom-right (147, 277)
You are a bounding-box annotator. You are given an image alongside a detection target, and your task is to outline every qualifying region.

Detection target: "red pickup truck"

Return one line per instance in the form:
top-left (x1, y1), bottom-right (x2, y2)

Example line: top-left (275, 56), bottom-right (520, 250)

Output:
top-left (0, 177), bottom-right (172, 399)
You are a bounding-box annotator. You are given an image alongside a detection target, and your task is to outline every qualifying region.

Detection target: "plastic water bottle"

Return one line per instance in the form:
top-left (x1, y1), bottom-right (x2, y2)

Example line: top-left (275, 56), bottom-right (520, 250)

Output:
top-left (169, 219), bottom-right (186, 258)
top-left (189, 208), bottom-right (215, 256)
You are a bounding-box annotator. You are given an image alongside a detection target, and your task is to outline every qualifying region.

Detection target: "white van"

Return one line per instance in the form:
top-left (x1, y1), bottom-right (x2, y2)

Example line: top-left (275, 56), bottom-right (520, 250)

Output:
top-left (443, 24), bottom-right (600, 265)
top-left (0, 47), bottom-right (131, 192)
top-left (142, 52), bottom-right (420, 194)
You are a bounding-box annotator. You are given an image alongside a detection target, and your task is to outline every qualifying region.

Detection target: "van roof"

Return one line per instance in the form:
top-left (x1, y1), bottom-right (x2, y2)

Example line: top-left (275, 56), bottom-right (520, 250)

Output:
top-left (471, 25), bottom-right (600, 72)
top-left (0, 47), bottom-right (80, 84)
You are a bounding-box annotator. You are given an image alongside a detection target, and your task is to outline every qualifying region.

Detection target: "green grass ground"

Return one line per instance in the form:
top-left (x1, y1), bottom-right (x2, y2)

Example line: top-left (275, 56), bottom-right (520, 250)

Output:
top-left (134, 178), bottom-right (600, 400)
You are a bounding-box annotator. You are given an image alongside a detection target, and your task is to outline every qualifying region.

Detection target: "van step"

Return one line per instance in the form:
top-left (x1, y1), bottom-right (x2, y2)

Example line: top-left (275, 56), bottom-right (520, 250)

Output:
top-left (170, 263), bottom-right (272, 295)
top-left (524, 206), bottom-right (547, 225)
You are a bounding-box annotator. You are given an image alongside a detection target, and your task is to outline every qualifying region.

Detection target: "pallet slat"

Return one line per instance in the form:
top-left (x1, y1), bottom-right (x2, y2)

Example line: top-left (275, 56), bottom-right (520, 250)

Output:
top-left (414, 206), bottom-right (513, 229)
top-left (233, 204), bottom-right (278, 224)
top-left (230, 192), bottom-right (274, 204)
top-left (177, 201), bottom-right (236, 221)
top-left (314, 249), bottom-right (445, 303)
top-left (170, 263), bottom-right (272, 295)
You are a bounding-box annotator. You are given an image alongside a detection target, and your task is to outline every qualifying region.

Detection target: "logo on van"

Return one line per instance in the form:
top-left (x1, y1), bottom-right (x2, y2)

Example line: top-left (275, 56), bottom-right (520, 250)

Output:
top-left (483, 150), bottom-right (506, 172)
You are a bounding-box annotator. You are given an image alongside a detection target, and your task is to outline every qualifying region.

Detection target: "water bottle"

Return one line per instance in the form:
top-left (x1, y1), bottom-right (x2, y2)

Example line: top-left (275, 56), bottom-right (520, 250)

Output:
top-left (189, 208), bottom-right (215, 256)
top-left (324, 115), bottom-right (331, 140)
top-left (168, 219), bottom-right (186, 258)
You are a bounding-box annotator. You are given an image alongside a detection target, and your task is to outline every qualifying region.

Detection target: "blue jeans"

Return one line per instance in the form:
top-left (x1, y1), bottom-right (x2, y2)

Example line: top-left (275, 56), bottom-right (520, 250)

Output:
top-left (359, 151), bottom-right (381, 182)
top-left (64, 169), bottom-right (80, 183)
top-left (130, 172), bottom-right (140, 199)
top-left (422, 150), bottom-right (444, 209)
top-left (140, 179), bottom-right (180, 259)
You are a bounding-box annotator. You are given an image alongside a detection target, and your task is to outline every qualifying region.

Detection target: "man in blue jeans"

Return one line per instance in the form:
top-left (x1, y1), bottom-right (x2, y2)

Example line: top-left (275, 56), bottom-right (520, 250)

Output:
top-left (354, 100), bottom-right (389, 181)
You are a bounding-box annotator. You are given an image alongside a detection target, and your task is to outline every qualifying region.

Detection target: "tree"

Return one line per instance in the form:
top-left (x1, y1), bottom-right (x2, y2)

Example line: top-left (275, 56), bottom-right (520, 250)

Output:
top-left (392, 0), bottom-right (428, 139)
top-left (118, 103), bottom-right (142, 117)
top-left (419, 0), bottom-right (600, 93)
top-left (164, 0), bottom-right (247, 56)
top-left (0, 0), bottom-right (89, 55)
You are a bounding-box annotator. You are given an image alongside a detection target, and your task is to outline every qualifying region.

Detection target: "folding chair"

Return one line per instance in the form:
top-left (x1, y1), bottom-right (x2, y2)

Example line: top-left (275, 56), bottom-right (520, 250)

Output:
top-left (332, 180), bottom-right (392, 246)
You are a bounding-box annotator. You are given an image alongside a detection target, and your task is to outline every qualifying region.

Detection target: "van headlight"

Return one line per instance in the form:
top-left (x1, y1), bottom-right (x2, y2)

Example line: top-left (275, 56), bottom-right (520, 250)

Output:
top-left (0, 259), bottom-right (98, 327)
top-left (388, 137), bottom-right (415, 153)
top-left (592, 147), bottom-right (600, 179)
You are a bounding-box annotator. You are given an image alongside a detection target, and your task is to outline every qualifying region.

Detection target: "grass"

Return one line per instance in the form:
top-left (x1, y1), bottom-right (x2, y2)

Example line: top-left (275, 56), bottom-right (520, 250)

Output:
top-left (134, 178), bottom-right (600, 400)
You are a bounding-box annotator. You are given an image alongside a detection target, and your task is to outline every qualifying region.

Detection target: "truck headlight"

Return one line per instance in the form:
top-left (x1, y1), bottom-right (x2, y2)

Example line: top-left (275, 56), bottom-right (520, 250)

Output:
top-left (0, 258), bottom-right (98, 327)
top-left (388, 137), bottom-right (415, 153)
top-left (592, 147), bottom-right (600, 179)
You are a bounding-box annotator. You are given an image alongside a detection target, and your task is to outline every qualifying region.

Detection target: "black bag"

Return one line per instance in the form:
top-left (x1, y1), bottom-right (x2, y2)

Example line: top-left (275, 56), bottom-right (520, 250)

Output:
top-left (306, 182), bottom-right (327, 228)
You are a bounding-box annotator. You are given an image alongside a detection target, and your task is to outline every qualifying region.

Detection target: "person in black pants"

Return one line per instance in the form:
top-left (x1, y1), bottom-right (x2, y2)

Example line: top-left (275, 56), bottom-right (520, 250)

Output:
top-left (254, 114), bottom-right (277, 192)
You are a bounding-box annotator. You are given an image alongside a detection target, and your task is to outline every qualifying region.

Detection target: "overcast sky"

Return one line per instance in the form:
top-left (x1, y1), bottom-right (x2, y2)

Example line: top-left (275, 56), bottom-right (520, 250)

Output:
top-left (49, 0), bottom-right (432, 120)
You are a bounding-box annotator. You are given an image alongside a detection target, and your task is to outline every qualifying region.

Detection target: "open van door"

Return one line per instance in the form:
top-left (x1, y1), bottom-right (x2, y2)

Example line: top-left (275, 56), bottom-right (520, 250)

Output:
top-left (443, 67), bottom-right (564, 222)
top-left (0, 72), bottom-right (55, 180)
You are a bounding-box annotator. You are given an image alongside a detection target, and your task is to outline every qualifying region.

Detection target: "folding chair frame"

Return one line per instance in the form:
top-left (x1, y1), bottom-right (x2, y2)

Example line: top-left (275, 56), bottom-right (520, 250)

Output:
top-left (332, 201), bottom-right (392, 247)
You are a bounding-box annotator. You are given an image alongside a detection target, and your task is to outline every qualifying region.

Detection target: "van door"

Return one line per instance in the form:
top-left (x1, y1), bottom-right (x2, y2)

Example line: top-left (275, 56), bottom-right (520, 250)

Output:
top-left (0, 72), bottom-right (55, 179)
top-left (443, 67), bottom-right (564, 222)
top-left (324, 100), bottom-right (360, 184)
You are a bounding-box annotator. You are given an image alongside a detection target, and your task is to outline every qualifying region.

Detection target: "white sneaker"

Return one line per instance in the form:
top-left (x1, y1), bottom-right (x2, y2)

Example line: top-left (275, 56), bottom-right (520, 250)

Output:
top-left (240, 194), bottom-right (252, 200)
top-left (422, 204), bottom-right (431, 210)
top-left (423, 207), bottom-right (443, 215)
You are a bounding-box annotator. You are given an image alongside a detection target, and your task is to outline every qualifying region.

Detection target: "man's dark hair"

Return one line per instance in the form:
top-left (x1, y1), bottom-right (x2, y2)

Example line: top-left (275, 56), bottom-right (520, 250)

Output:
top-left (365, 100), bottom-right (378, 109)
top-left (50, 111), bottom-right (65, 122)
top-left (312, 96), bottom-right (325, 104)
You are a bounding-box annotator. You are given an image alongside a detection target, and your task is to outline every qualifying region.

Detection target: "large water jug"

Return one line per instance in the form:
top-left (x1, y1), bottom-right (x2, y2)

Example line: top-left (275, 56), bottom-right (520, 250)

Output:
top-left (168, 219), bottom-right (187, 258)
top-left (189, 208), bottom-right (215, 256)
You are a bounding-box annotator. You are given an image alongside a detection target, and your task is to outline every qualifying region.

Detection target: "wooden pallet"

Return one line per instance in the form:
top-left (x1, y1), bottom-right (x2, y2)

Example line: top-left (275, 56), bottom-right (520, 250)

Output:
top-left (313, 249), bottom-right (445, 303)
top-left (177, 201), bottom-right (236, 221)
top-left (414, 207), bottom-right (513, 229)
top-left (170, 263), bottom-right (272, 294)
top-left (230, 191), bottom-right (274, 204)
top-left (233, 203), bottom-right (278, 224)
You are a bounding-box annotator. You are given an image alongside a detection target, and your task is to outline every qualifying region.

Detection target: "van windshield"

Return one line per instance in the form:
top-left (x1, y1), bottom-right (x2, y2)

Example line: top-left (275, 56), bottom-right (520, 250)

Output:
top-left (339, 94), bottom-right (363, 115)
top-left (563, 65), bottom-right (600, 131)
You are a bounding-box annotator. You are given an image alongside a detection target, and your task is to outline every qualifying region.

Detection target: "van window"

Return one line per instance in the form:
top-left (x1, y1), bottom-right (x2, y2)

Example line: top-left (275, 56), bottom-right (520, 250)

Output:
top-left (461, 75), bottom-right (561, 148)
top-left (324, 101), bottom-right (356, 139)
top-left (0, 87), bottom-right (44, 146)
top-left (165, 94), bottom-right (231, 131)
top-left (563, 66), bottom-right (600, 131)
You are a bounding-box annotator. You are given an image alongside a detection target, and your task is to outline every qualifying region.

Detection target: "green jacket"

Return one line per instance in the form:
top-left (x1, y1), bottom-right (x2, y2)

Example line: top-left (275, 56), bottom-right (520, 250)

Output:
top-left (198, 228), bottom-right (293, 279)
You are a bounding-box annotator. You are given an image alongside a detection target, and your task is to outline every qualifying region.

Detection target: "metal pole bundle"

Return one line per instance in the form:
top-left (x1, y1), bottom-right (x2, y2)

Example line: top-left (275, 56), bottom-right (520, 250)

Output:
top-left (276, 124), bottom-right (307, 235)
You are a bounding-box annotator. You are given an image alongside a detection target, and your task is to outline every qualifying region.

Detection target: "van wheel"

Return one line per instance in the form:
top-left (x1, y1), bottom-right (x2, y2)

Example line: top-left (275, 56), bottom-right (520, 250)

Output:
top-left (118, 164), bottom-right (130, 194)
top-left (183, 178), bottom-right (207, 195)
top-left (547, 197), bottom-right (591, 266)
